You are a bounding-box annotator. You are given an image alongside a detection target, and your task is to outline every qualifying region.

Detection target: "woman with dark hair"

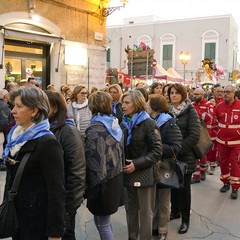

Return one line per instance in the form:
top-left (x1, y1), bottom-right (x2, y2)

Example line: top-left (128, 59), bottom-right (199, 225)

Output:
top-left (2, 87), bottom-right (65, 240)
top-left (67, 84), bottom-right (92, 139)
top-left (121, 90), bottom-right (162, 240)
top-left (167, 83), bottom-right (200, 234)
top-left (85, 91), bottom-right (124, 240)
top-left (149, 82), bottom-right (163, 95)
top-left (162, 83), bottom-right (171, 103)
top-left (45, 90), bottom-right (86, 240)
top-left (147, 94), bottom-right (182, 240)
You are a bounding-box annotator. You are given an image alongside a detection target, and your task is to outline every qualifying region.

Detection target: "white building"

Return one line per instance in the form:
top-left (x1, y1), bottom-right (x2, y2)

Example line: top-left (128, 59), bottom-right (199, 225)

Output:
top-left (107, 15), bottom-right (239, 86)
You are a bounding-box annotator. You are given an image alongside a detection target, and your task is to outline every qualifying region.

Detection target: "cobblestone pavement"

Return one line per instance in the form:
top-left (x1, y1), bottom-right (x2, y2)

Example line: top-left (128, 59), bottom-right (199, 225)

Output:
top-left (1, 166), bottom-right (240, 240)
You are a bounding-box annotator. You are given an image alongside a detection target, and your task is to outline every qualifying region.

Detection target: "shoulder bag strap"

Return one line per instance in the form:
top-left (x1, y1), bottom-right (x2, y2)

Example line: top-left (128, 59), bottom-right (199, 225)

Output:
top-left (8, 153), bottom-right (31, 201)
top-left (170, 147), bottom-right (178, 163)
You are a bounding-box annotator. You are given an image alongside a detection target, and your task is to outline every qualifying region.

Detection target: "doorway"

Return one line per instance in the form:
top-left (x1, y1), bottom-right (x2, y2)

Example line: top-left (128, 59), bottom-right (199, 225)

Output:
top-left (4, 39), bottom-right (50, 89)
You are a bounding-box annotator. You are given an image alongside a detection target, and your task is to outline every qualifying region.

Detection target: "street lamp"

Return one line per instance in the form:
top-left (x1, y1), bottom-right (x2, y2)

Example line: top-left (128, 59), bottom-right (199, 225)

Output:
top-left (101, 0), bottom-right (128, 17)
top-left (179, 51), bottom-right (190, 85)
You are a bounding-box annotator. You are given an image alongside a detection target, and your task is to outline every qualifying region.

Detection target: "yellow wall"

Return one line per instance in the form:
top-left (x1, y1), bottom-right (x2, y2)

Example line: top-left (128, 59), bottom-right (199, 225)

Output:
top-left (0, 0), bottom-right (107, 45)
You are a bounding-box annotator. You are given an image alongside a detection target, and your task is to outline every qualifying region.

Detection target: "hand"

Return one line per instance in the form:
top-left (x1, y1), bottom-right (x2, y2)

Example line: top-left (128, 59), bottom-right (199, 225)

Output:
top-left (123, 159), bottom-right (136, 173)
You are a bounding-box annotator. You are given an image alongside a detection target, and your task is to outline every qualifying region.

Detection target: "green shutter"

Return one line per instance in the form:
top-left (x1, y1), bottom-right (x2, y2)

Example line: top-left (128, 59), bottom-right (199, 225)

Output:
top-left (204, 43), bottom-right (216, 61)
top-left (106, 48), bottom-right (110, 62)
top-left (163, 45), bottom-right (173, 69)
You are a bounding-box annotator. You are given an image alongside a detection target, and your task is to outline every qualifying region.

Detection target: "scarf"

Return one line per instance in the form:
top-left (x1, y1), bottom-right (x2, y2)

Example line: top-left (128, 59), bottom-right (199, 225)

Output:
top-left (155, 113), bottom-right (172, 127)
top-left (72, 100), bottom-right (88, 110)
top-left (50, 118), bottom-right (76, 129)
top-left (112, 101), bottom-right (120, 114)
top-left (90, 114), bottom-right (123, 142)
top-left (122, 111), bottom-right (150, 145)
top-left (3, 119), bottom-right (53, 162)
top-left (170, 101), bottom-right (187, 117)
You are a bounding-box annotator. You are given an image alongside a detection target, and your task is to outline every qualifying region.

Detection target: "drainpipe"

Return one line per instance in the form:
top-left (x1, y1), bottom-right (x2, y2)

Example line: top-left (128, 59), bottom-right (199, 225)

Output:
top-left (119, 37), bottom-right (122, 71)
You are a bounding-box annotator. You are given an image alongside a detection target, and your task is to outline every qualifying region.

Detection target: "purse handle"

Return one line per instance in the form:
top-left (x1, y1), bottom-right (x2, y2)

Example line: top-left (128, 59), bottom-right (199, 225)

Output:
top-left (8, 153), bottom-right (31, 201)
top-left (170, 147), bottom-right (178, 163)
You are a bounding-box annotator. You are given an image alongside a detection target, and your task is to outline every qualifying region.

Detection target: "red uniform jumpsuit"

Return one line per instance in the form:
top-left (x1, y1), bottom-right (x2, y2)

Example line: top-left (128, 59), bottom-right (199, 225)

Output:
top-left (215, 99), bottom-right (240, 190)
top-left (192, 99), bottom-right (214, 180)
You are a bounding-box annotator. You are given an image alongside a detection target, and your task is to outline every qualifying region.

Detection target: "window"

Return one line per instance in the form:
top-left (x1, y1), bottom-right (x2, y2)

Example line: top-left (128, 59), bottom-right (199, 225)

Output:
top-left (160, 33), bottom-right (176, 69)
top-left (202, 30), bottom-right (219, 64)
top-left (163, 44), bottom-right (173, 69)
top-left (137, 35), bottom-right (152, 48)
top-left (106, 48), bottom-right (110, 63)
top-left (204, 43), bottom-right (216, 62)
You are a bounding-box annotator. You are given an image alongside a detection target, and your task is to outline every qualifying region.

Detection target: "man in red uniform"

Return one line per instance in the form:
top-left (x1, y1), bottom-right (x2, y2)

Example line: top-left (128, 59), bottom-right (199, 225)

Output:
top-left (191, 88), bottom-right (214, 183)
top-left (215, 85), bottom-right (240, 199)
top-left (213, 86), bottom-right (224, 105)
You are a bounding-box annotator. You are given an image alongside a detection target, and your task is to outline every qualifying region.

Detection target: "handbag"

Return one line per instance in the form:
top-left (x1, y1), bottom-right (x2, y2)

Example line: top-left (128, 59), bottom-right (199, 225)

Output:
top-left (0, 153), bottom-right (31, 238)
top-left (193, 120), bottom-right (213, 159)
top-left (155, 148), bottom-right (188, 189)
top-left (124, 166), bottom-right (154, 187)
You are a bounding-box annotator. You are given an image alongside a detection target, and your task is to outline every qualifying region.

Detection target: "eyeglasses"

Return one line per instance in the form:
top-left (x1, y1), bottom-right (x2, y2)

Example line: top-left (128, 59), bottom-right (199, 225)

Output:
top-left (224, 91), bottom-right (234, 94)
top-left (80, 92), bottom-right (88, 95)
top-left (109, 91), bottom-right (118, 94)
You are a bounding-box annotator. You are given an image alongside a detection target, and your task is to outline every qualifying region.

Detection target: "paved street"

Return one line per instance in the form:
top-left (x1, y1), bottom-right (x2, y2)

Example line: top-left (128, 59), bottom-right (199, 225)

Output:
top-left (1, 167), bottom-right (240, 240)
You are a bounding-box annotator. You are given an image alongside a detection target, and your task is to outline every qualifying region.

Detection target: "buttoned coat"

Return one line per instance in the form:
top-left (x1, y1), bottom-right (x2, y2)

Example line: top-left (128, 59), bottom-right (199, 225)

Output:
top-left (3, 134), bottom-right (66, 240)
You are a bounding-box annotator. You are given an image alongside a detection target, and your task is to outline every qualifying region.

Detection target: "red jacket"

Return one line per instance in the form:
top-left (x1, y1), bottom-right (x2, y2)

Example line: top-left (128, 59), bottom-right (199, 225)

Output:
top-left (193, 98), bottom-right (214, 129)
top-left (215, 99), bottom-right (240, 146)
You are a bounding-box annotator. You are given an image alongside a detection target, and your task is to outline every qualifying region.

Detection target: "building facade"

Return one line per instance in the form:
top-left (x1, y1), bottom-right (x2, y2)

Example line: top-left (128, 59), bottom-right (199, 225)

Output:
top-left (107, 15), bottom-right (239, 86)
top-left (0, 0), bottom-right (110, 90)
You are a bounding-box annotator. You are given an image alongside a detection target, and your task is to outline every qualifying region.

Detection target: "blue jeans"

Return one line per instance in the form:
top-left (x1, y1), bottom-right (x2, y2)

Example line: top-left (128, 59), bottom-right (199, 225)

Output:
top-left (94, 215), bottom-right (113, 240)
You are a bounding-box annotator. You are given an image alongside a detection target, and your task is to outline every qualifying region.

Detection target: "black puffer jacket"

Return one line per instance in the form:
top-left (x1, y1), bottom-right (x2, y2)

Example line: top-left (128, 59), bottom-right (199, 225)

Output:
top-left (122, 118), bottom-right (162, 186)
top-left (53, 123), bottom-right (86, 214)
top-left (160, 117), bottom-right (182, 158)
top-left (170, 102), bottom-right (200, 173)
top-left (113, 102), bottom-right (123, 124)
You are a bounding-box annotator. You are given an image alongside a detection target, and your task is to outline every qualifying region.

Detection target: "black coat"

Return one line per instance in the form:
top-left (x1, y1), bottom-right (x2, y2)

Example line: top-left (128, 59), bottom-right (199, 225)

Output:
top-left (121, 117), bottom-right (163, 186)
top-left (159, 117), bottom-right (182, 159)
top-left (171, 102), bottom-right (200, 173)
top-left (113, 102), bottom-right (123, 124)
top-left (4, 134), bottom-right (66, 239)
top-left (53, 123), bottom-right (86, 214)
top-left (85, 122), bottom-right (124, 216)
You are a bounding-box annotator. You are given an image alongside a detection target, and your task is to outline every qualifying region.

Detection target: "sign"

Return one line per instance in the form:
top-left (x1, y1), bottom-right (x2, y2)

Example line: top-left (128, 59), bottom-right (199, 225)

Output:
top-left (94, 32), bottom-right (103, 41)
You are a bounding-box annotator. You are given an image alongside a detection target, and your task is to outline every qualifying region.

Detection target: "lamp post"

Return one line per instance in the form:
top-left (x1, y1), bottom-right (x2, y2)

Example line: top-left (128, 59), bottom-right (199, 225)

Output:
top-left (179, 51), bottom-right (190, 85)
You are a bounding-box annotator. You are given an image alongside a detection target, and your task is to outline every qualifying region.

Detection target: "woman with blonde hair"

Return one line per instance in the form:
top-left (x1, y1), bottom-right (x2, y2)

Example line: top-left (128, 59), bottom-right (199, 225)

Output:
top-left (108, 84), bottom-right (123, 123)
top-left (67, 84), bottom-right (92, 139)
top-left (121, 90), bottom-right (162, 240)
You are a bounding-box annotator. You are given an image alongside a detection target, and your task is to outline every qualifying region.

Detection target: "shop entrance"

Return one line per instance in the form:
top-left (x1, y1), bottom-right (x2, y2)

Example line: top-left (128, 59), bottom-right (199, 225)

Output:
top-left (4, 39), bottom-right (50, 88)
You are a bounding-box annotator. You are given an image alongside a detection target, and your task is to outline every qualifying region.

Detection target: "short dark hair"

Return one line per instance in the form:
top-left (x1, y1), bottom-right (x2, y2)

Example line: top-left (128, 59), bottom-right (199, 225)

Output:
top-left (168, 83), bottom-right (187, 103)
top-left (148, 94), bottom-right (169, 113)
top-left (45, 90), bottom-right (68, 128)
top-left (149, 82), bottom-right (162, 94)
top-left (88, 91), bottom-right (112, 115)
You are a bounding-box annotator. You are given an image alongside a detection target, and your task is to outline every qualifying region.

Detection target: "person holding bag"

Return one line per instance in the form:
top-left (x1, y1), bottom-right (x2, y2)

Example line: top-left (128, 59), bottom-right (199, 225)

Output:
top-left (1, 87), bottom-right (66, 240)
top-left (168, 83), bottom-right (200, 234)
top-left (121, 90), bottom-right (162, 240)
top-left (147, 94), bottom-right (182, 240)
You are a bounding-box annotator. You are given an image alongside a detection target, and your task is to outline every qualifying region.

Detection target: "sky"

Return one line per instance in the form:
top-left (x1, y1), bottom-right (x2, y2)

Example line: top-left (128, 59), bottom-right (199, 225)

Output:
top-left (107, 0), bottom-right (240, 28)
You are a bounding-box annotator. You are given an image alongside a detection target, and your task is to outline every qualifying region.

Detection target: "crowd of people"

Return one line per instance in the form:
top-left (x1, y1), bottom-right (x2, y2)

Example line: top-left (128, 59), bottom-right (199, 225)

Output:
top-left (0, 77), bottom-right (240, 240)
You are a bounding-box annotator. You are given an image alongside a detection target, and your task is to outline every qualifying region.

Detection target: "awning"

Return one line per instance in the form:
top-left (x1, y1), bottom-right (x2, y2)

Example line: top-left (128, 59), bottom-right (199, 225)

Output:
top-left (1, 25), bottom-right (63, 43)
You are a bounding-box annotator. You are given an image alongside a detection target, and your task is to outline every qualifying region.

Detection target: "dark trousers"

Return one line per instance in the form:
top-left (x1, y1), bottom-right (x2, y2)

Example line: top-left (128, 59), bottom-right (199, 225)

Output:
top-left (171, 173), bottom-right (192, 223)
top-left (63, 212), bottom-right (76, 240)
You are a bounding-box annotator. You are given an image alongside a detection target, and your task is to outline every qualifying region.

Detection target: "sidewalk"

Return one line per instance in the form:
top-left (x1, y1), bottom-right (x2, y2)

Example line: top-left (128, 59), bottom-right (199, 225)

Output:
top-left (1, 167), bottom-right (240, 240)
